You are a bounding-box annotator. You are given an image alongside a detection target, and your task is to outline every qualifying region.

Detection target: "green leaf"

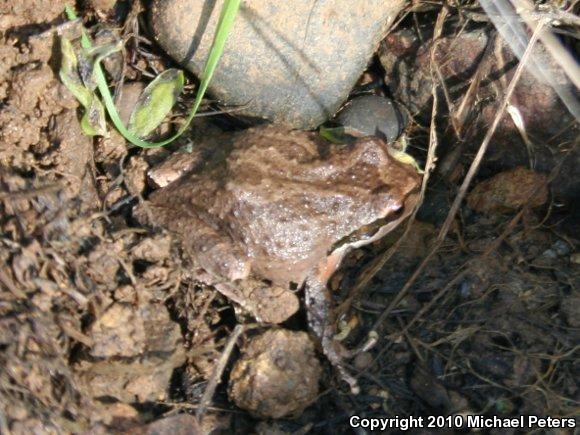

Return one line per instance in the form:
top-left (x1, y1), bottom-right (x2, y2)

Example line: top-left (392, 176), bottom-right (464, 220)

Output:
top-left (59, 37), bottom-right (108, 136)
top-left (63, 0), bottom-right (240, 148)
top-left (388, 148), bottom-right (424, 173)
top-left (81, 41), bottom-right (123, 90)
top-left (318, 125), bottom-right (363, 144)
top-left (128, 69), bottom-right (185, 139)
top-left (80, 94), bottom-right (108, 136)
top-left (77, 50), bottom-right (97, 90)
top-left (59, 37), bottom-right (92, 107)
top-left (319, 126), bottom-right (349, 144)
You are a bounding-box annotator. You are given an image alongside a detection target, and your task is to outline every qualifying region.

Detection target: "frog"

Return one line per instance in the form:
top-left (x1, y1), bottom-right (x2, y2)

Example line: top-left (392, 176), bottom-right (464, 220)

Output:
top-left (138, 125), bottom-right (421, 392)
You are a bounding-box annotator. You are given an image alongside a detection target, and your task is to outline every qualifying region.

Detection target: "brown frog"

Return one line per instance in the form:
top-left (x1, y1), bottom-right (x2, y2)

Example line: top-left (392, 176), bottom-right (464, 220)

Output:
top-left (139, 125), bottom-right (420, 392)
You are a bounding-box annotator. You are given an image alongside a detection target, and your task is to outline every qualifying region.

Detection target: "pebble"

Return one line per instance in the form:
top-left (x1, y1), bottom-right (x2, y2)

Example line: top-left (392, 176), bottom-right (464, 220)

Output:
top-left (336, 95), bottom-right (405, 143)
top-left (228, 329), bottom-right (321, 418)
top-left (467, 167), bottom-right (549, 214)
top-left (150, 0), bottom-right (406, 128)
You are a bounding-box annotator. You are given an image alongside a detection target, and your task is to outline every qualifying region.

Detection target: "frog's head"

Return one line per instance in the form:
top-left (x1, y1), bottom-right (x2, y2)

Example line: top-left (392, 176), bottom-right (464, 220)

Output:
top-left (313, 135), bottom-right (421, 285)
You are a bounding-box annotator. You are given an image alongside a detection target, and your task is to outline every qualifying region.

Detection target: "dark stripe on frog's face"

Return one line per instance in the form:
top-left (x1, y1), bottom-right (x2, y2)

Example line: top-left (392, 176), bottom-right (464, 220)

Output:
top-left (328, 203), bottom-right (405, 254)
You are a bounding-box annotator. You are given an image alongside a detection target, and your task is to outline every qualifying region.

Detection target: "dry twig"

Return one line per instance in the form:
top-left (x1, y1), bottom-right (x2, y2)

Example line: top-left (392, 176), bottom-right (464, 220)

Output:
top-left (195, 324), bottom-right (244, 422)
top-left (368, 19), bottom-right (546, 337)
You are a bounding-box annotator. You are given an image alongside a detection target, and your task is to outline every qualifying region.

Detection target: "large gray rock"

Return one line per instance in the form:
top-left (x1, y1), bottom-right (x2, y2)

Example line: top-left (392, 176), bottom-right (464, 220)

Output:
top-left (150, 0), bottom-right (405, 128)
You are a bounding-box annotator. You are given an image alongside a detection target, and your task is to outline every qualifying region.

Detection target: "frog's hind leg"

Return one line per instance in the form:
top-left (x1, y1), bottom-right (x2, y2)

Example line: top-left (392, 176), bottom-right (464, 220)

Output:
top-left (321, 335), bottom-right (361, 395)
top-left (304, 277), bottom-right (360, 395)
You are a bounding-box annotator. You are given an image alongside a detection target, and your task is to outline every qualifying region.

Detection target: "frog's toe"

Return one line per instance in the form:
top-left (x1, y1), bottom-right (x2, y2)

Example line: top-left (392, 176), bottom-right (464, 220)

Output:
top-left (322, 336), bottom-right (360, 394)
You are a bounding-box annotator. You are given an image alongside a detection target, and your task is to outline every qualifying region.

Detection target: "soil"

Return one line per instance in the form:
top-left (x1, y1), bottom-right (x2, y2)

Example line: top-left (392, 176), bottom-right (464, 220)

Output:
top-left (0, 1), bottom-right (578, 434)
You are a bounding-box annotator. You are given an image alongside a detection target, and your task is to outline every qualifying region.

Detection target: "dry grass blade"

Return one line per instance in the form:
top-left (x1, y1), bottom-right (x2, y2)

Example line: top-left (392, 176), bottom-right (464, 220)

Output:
top-left (510, 0), bottom-right (580, 88)
top-left (338, 7), bottom-right (447, 324)
top-left (64, 0), bottom-right (241, 148)
top-left (369, 19), bottom-right (546, 336)
top-left (453, 33), bottom-right (497, 137)
top-left (479, 0), bottom-right (580, 120)
top-left (195, 324), bottom-right (244, 423)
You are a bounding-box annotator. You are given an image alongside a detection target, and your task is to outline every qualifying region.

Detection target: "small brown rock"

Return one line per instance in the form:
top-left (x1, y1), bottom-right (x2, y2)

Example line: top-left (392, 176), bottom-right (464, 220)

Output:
top-left (232, 279), bottom-right (300, 324)
top-left (467, 167), bottom-right (548, 214)
top-left (79, 298), bottom-right (185, 402)
top-left (228, 329), bottom-right (321, 419)
top-left (103, 185), bottom-right (128, 209)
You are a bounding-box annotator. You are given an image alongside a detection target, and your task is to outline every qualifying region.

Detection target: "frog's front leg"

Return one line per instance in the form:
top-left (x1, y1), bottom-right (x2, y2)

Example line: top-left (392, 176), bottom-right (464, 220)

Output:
top-left (305, 276), bottom-right (360, 394)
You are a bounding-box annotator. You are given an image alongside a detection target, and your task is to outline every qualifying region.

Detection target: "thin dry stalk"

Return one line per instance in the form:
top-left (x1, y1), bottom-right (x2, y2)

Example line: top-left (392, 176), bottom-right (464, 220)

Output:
top-left (337, 6), bottom-right (446, 323)
top-left (369, 20), bottom-right (546, 336)
top-left (480, 0), bottom-right (580, 119)
top-left (510, 0), bottom-right (580, 90)
top-left (195, 324), bottom-right (244, 422)
top-left (453, 33), bottom-right (497, 137)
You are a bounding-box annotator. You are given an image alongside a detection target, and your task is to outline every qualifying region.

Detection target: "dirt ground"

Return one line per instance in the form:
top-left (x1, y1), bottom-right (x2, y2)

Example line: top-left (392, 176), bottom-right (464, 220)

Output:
top-left (0, 1), bottom-right (578, 434)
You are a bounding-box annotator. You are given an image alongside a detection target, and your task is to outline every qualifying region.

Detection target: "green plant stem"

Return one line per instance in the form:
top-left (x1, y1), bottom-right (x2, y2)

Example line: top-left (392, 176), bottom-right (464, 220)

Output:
top-left (65, 1), bottom-right (240, 148)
